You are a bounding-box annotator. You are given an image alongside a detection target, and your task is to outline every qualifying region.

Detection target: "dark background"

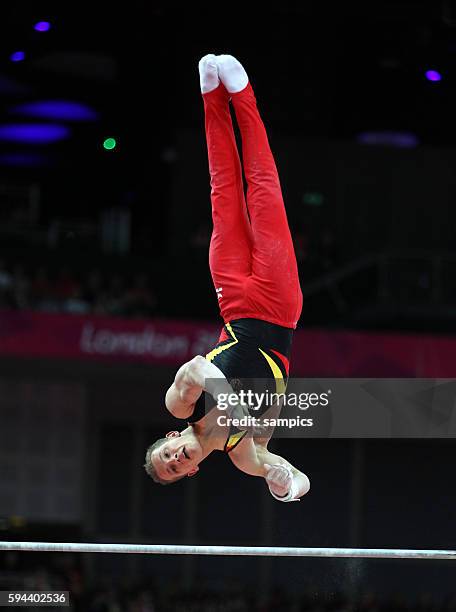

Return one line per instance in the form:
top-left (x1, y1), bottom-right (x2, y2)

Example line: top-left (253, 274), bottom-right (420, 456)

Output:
top-left (0, 1), bottom-right (456, 610)
top-left (2, 0), bottom-right (456, 330)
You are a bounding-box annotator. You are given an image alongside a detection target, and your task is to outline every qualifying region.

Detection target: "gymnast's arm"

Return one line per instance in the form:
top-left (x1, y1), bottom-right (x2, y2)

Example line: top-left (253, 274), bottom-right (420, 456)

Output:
top-left (229, 440), bottom-right (310, 501)
top-left (165, 355), bottom-right (234, 419)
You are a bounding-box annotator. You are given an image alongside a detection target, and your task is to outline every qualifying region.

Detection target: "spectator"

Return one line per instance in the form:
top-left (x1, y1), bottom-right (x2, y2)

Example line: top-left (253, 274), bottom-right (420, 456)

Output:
top-left (10, 264), bottom-right (30, 309)
top-left (54, 266), bottom-right (79, 304)
top-left (63, 286), bottom-right (90, 314)
top-left (99, 273), bottom-right (127, 316)
top-left (124, 272), bottom-right (157, 318)
top-left (30, 266), bottom-right (58, 312)
top-left (0, 258), bottom-right (13, 308)
top-left (82, 269), bottom-right (105, 313)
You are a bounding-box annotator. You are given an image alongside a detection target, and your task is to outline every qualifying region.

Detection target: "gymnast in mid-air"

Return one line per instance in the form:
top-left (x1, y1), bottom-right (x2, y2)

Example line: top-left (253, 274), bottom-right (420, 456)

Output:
top-left (144, 54), bottom-right (310, 502)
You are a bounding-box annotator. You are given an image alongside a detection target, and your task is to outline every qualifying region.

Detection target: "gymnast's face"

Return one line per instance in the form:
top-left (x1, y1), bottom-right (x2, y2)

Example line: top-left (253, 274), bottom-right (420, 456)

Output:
top-left (151, 431), bottom-right (202, 482)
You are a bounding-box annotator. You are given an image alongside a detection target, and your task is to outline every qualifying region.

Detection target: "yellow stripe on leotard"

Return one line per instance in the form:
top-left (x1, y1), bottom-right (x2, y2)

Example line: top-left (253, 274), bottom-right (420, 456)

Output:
top-left (258, 347), bottom-right (287, 395)
top-left (205, 322), bottom-right (238, 362)
top-left (224, 429), bottom-right (248, 453)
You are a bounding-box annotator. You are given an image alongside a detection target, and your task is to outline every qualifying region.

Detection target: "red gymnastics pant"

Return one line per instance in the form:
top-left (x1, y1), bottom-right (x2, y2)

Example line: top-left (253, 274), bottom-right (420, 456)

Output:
top-left (203, 81), bottom-right (303, 329)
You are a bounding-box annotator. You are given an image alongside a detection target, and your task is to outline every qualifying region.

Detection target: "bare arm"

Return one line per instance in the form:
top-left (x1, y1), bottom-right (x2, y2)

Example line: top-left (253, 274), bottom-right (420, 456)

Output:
top-left (229, 440), bottom-right (310, 500)
top-left (256, 446), bottom-right (310, 500)
top-left (165, 355), bottom-right (235, 419)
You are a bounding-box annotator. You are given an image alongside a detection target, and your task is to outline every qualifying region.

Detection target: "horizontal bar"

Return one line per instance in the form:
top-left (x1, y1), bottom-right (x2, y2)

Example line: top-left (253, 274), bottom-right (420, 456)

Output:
top-left (0, 542), bottom-right (455, 560)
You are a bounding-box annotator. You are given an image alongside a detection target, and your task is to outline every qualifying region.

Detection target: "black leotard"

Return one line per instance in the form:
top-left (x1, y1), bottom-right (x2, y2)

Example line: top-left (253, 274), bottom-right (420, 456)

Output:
top-left (188, 318), bottom-right (293, 452)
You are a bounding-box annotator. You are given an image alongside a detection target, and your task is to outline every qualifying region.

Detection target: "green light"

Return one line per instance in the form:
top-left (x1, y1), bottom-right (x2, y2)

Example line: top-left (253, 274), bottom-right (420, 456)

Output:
top-left (302, 192), bottom-right (324, 206)
top-left (103, 137), bottom-right (116, 150)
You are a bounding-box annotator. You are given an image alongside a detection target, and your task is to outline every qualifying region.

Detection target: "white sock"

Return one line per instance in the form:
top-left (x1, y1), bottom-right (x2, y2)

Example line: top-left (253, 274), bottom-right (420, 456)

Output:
top-left (216, 55), bottom-right (249, 93)
top-left (198, 54), bottom-right (220, 94)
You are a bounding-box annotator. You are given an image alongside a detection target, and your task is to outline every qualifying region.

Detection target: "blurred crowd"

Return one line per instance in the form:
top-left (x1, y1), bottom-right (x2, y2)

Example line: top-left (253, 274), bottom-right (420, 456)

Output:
top-left (0, 214), bottom-right (338, 312)
top-left (0, 559), bottom-right (454, 612)
top-left (0, 221), bottom-right (340, 323)
top-left (0, 259), bottom-right (157, 319)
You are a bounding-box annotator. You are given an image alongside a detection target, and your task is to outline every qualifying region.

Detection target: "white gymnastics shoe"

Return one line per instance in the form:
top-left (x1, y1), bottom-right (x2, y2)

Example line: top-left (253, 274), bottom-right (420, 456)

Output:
top-left (216, 54), bottom-right (249, 93)
top-left (198, 53), bottom-right (220, 93)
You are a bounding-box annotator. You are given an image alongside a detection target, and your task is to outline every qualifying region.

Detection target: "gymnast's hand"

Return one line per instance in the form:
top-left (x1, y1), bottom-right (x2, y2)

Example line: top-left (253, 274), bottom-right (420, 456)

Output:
top-left (264, 463), bottom-right (292, 498)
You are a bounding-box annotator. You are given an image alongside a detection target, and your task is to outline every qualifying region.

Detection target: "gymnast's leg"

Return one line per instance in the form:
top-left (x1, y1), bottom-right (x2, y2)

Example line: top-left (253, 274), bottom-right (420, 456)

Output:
top-left (199, 54), bottom-right (254, 323)
top-left (217, 55), bottom-right (303, 329)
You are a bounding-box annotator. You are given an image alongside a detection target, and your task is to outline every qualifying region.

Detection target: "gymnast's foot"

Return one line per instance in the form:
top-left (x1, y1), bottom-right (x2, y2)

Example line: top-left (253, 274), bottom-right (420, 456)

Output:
top-left (216, 54), bottom-right (249, 94)
top-left (198, 54), bottom-right (220, 94)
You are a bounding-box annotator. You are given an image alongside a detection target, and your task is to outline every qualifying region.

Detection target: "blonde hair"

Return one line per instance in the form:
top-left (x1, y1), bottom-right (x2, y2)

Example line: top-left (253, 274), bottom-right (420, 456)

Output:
top-left (143, 439), bottom-right (186, 485)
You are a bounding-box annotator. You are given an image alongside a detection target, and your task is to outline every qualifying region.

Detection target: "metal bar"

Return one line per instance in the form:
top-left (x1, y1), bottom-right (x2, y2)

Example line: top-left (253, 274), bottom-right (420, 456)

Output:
top-left (0, 542), bottom-right (455, 559)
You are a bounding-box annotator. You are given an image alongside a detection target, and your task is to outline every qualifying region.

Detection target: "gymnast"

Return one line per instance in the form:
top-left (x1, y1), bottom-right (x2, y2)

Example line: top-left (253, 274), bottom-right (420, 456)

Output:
top-left (144, 54), bottom-right (310, 502)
